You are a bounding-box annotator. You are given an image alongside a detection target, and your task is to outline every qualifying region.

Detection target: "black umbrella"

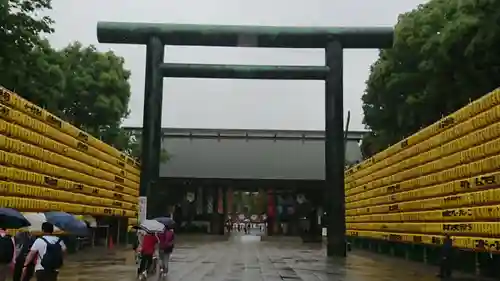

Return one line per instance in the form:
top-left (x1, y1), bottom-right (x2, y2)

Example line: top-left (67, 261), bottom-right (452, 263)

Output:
top-left (153, 217), bottom-right (175, 227)
top-left (0, 208), bottom-right (30, 229)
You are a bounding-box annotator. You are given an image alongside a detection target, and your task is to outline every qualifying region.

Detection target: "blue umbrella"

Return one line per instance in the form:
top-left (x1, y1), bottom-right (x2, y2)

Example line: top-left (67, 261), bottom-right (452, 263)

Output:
top-left (44, 212), bottom-right (88, 236)
top-left (153, 217), bottom-right (175, 227)
top-left (0, 208), bottom-right (30, 229)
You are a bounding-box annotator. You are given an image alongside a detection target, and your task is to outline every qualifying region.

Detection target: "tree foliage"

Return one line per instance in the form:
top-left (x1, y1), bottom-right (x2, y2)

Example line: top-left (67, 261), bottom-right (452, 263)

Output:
top-left (0, 0), bottom-right (57, 108)
top-left (0, 0), bottom-right (54, 68)
top-left (124, 134), bottom-right (170, 163)
top-left (362, 0), bottom-right (500, 155)
top-left (0, 0), bottom-right (152, 160)
top-left (12, 41), bottom-right (133, 150)
top-left (56, 42), bottom-right (131, 135)
top-left (3, 39), bottom-right (66, 113)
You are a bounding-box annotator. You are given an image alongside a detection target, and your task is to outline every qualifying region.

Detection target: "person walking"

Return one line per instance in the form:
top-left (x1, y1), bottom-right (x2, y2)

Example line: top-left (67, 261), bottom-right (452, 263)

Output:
top-left (137, 232), bottom-right (158, 279)
top-left (484, 244), bottom-right (497, 278)
top-left (438, 234), bottom-right (453, 278)
top-left (13, 232), bottom-right (36, 281)
top-left (22, 222), bottom-right (66, 281)
top-left (157, 227), bottom-right (175, 276)
top-left (0, 228), bottom-right (16, 281)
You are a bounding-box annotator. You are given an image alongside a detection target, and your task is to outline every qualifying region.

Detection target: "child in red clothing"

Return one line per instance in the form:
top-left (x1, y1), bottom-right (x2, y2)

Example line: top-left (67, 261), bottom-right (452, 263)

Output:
top-left (137, 233), bottom-right (158, 277)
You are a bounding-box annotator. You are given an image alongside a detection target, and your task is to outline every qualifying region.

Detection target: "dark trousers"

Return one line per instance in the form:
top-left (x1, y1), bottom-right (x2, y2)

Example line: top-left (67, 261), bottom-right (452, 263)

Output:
top-left (439, 257), bottom-right (452, 278)
top-left (35, 270), bottom-right (58, 281)
top-left (13, 263), bottom-right (34, 281)
top-left (484, 256), bottom-right (497, 278)
top-left (138, 254), bottom-right (153, 274)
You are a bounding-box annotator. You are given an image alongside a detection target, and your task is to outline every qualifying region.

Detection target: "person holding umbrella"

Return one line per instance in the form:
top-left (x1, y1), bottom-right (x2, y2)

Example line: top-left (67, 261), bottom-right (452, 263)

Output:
top-left (22, 222), bottom-right (67, 281)
top-left (22, 211), bottom-right (85, 281)
top-left (137, 232), bottom-right (158, 280)
top-left (13, 231), bottom-right (36, 281)
top-left (0, 208), bottom-right (31, 281)
top-left (0, 227), bottom-right (16, 281)
top-left (135, 219), bottom-right (164, 280)
top-left (155, 217), bottom-right (175, 276)
top-left (438, 233), bottom-right (454, 278)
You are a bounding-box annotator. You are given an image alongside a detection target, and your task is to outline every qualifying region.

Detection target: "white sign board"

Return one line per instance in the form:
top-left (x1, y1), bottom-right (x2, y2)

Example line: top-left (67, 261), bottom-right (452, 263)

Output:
top-left (138, 196), bottom-right (147, 223)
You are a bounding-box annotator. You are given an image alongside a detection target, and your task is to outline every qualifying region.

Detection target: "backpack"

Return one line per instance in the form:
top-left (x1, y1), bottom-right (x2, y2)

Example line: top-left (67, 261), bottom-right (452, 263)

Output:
top-left (157, 232), bottom-right (166, 249)
top-left (165, 231), bottom-right (174, 247)
top-left (158, 231), bottom-right (174, 250)
top-left (0, 235), bottom-right (14, 264)
top-left (40, 237), bottom-right (63, 271)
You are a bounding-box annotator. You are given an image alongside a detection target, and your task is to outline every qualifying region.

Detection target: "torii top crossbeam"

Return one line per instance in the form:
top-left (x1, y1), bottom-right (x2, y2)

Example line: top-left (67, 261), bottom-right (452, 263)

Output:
top-left (97, 22), bottom-right (393, 49)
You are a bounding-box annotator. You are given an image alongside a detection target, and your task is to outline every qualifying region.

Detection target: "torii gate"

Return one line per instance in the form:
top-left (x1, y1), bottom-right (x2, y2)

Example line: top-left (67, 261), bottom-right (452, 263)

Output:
top-left (97, 22), bottom-right (393, 257)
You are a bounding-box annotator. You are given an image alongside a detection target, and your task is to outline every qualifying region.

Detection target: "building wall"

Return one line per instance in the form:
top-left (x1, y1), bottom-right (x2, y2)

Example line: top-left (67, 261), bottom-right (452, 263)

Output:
top-left (159, 137), bottom-right (363, 180)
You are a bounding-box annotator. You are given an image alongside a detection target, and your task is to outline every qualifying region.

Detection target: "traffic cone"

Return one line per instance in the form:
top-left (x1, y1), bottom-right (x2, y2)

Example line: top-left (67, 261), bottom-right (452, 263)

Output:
top-left (108, 236), bottom-right (114, 250)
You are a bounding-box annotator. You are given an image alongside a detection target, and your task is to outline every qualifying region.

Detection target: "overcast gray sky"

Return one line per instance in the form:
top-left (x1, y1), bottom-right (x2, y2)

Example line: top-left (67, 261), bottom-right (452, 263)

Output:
top-left (46, 0), bottom-right (426, 131)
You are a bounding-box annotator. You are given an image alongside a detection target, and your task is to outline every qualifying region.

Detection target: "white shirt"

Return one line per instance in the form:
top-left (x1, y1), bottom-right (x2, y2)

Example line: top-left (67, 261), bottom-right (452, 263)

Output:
top-left (30, 235), bottom-right (67, 271)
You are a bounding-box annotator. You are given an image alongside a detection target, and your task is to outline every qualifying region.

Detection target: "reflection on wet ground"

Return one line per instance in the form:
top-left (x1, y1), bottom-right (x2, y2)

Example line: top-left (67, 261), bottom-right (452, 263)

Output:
top-left (57, 233), bottom-right (487, 281)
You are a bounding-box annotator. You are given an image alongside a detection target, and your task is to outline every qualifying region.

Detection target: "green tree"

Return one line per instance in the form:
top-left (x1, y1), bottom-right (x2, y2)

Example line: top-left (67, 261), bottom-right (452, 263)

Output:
top-left (18, 41), bottom-right (136, 153)
top-left (0, 0), bottom-right (57, 107)
top-left (360, 132), bottom-right (379, 159)
top-left (0, 0), bottom-right (54, 64)
top-left (2, 39), bottom-right (66, 112)
top-left (362, 0), bottom-right (500, 156)
top-left (0, 0), bottom-right (150, 160)
top-left (118, 132), bottom-right (170, 163)
top-left (98, 124), bottom-right (133, 151)
top-left (0, 0), bottom-right (165, 160)
top-left (2, 39), bottom-right (139, 155)
top-left (57, 42), bottom-right (131, 136)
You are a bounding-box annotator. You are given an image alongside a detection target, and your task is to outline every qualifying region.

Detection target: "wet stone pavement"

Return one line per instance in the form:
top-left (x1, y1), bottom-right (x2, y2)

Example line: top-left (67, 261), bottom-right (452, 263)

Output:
top-left (57, 233), bottom-right (484, 281)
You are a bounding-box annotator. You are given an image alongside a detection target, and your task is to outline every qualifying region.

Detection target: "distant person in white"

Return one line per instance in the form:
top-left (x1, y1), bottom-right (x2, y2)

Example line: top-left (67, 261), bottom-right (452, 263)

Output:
top-left (22, 222), bottom-right (66, 281)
